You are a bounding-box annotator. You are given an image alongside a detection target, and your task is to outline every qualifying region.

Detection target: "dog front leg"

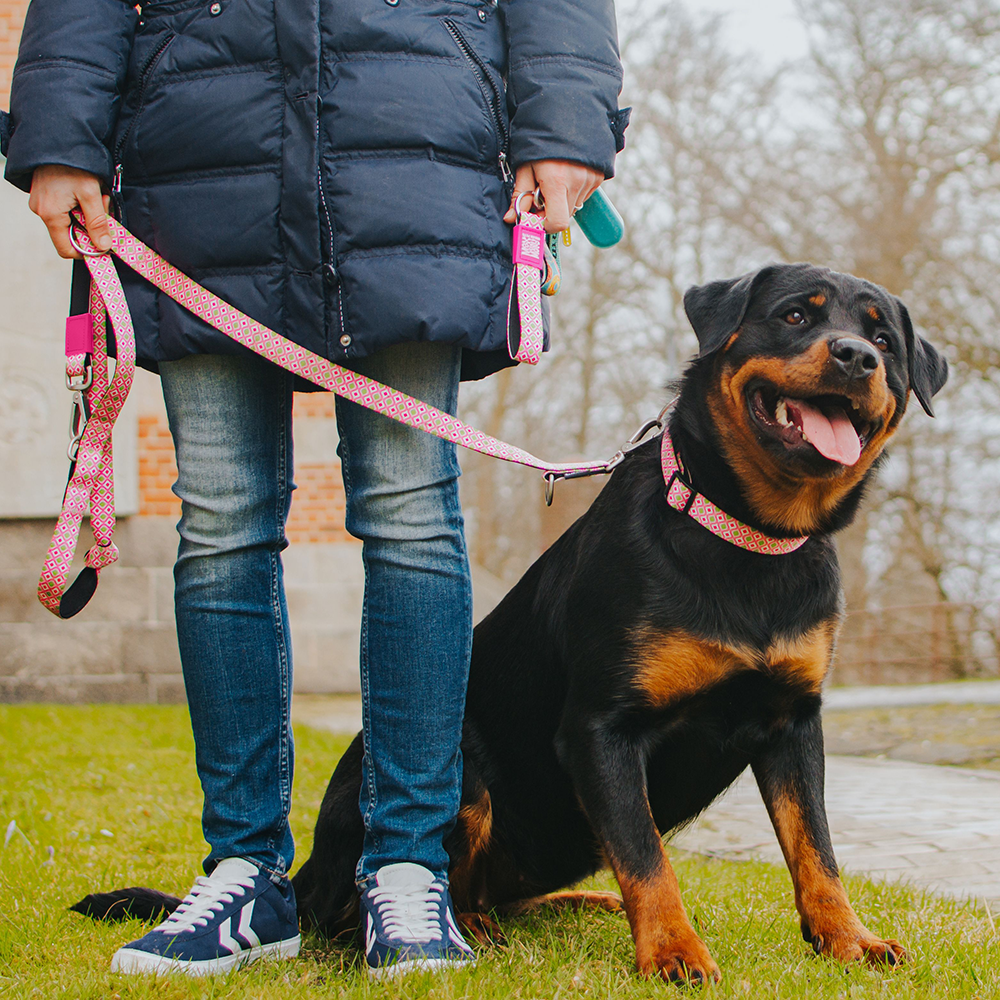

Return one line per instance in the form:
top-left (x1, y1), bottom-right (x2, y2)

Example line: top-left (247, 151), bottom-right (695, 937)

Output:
top-left (559, 719), bottom-right (720, 984)
top-left (752, 710), bottom-right (906, 966)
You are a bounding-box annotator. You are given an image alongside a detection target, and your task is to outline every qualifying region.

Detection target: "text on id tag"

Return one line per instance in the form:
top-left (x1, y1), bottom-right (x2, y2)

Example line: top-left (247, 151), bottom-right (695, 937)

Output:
top-left (512, 221), bottom-right (544, 269)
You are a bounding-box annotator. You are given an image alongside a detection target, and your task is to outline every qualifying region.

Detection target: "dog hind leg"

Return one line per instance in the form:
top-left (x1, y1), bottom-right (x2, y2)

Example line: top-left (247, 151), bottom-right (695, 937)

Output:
top-left (292, 732), bottom-right (367, 936)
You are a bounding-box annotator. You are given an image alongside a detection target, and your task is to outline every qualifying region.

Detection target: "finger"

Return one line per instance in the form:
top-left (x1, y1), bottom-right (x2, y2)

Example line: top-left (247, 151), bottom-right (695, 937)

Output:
top-left (79, 186), bottom-right (112, 251)
top-left (504, 164), bottom-right (538, 223)
top-left (44, 215), bottom-right (80, 259)
top-left (538, 181), bottom-right (572, 233)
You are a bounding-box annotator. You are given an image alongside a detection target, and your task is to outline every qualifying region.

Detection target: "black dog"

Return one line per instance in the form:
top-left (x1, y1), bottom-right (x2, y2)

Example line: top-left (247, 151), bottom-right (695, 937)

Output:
top-left (76, 264), bottom-right (946, 984)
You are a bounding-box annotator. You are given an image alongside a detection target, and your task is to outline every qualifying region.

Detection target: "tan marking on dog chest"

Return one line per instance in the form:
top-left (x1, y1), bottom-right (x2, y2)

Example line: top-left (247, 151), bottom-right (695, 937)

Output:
top-left (634, 621), bottom-right (837, 707)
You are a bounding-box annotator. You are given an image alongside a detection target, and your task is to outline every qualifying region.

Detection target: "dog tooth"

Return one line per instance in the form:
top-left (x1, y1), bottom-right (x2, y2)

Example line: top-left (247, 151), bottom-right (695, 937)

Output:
top-left (775, 399), bottom-right (790, 426)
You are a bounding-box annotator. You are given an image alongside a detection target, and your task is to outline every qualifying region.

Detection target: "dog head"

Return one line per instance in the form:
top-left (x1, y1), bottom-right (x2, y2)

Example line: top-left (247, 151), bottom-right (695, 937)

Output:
top-left (682, 263), bottom-right (948, 534)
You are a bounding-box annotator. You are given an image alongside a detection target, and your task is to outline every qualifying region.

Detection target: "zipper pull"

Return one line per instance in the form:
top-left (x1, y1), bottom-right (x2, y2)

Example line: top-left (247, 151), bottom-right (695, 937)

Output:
top-left (110, 164), bottom-right (126, 224)
top-left (499, 151), bottom-right (512, 187)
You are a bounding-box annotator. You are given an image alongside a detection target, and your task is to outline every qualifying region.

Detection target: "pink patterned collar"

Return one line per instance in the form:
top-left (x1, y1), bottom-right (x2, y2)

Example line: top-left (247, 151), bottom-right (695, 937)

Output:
top-left (660, 432), bottom-right (809, 555)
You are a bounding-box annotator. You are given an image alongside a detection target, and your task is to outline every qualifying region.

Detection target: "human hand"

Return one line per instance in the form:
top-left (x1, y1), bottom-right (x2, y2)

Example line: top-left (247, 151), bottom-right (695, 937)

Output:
top-left (28, 165), bottom-right (112, 258)
top-left (503, 160), bottom-right (604, 234)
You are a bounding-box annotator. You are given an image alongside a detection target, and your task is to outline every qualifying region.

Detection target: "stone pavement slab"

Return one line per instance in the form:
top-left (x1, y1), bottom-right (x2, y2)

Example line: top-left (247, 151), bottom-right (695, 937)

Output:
top-left (671, 755), bottom-right (1000, 907)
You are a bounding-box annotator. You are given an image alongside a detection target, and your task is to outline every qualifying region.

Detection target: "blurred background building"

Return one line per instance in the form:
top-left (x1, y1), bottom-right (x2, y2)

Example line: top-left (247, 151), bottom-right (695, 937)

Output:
top-left (2, 0), bottom-right (999, 702)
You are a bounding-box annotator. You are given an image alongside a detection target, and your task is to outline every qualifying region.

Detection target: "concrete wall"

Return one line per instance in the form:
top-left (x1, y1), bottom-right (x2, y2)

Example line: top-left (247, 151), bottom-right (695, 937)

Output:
top-left (1, 515), bottom-right (507, 703)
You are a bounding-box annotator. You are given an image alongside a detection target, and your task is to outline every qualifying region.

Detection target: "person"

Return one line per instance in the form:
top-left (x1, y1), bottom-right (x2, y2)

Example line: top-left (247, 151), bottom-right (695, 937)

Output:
top-left (3, 0), bottom-right (627, 978)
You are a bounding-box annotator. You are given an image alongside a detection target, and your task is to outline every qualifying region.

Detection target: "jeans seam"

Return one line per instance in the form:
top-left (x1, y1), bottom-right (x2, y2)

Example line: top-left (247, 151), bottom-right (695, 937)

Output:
top-left (268, 375), bottom-right (293, 870)
top-left (339, 415), bottom-right (381, 883)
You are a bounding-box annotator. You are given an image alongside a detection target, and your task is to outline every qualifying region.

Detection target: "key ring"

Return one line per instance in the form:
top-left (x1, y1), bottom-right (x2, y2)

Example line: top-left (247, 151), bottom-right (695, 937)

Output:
top-left (513, 187), bottom-right (544, 219)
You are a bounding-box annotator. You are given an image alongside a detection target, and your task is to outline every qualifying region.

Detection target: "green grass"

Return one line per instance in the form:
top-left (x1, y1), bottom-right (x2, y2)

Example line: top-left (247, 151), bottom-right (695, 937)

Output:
top-left (1, 705), bottom-right (998, 998)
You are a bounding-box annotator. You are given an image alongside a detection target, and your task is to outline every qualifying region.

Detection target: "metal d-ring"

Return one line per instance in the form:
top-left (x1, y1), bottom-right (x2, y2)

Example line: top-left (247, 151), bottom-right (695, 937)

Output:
top-left (67, 217), bottom-right (109, 257)
top-left (544, 472), bottom-right (557, 506)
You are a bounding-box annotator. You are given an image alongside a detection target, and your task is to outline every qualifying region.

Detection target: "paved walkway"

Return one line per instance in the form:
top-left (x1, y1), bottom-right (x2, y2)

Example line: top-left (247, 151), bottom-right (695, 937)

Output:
top-left (825, 679), bottom-right (1000, 709)
top-left (671, 756), bottom-right (1000, 907)
top-left (295, 689), bottom-right (1000, 909)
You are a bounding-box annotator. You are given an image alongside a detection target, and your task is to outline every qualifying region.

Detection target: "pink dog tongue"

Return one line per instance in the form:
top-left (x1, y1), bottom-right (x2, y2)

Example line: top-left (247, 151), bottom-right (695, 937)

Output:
top-left (786, 399), bottom-right (861, 466)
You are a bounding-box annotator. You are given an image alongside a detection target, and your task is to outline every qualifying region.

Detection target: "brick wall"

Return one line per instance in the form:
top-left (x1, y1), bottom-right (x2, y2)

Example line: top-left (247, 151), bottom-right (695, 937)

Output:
top-left (135, 396), bottom-right (354, 544)
top-left (0, 0), bottom-right (27, 111)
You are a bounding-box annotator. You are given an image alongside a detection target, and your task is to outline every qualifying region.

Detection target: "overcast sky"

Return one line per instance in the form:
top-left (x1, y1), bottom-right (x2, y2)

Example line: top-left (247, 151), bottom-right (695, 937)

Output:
top-left (680, 0), bottom-right (809, 66)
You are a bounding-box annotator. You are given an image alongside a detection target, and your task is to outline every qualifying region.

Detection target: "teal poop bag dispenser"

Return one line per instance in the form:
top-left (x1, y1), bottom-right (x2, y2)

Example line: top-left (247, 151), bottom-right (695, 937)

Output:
top-left (573, 188), bottom-right (624, 248)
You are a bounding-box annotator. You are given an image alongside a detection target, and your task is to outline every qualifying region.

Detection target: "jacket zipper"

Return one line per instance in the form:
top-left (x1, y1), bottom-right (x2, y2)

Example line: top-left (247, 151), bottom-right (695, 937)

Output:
top-left (111, 32), bottom-right (176, 217)
top-left (316, 105), bottom-right (346, 346)
top-left (442, 18), bottom-right (511, 185)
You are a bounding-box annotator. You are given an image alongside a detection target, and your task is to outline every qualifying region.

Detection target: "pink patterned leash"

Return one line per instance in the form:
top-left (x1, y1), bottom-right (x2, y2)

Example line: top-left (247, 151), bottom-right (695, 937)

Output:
top-left (661, 432), bottom-right (809, 555)
top-left (38, 217), bottom-right (622, 616)
top-left (39, 250), bottom-right (136, 617)
top-left (507, 204), bottom-right (545, 364)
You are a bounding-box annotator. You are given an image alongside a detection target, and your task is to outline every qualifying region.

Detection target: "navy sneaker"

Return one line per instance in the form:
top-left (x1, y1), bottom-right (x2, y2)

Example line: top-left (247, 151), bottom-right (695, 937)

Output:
top-left (110, 858), bottom-right (300, 976)
top-left (360, 862), bottom-right (475, 977)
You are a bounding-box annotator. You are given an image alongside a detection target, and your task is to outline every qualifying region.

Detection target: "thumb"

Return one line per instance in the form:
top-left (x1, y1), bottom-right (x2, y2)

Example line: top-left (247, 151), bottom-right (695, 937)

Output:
top-left (79, 186), bottom-right (112, 251)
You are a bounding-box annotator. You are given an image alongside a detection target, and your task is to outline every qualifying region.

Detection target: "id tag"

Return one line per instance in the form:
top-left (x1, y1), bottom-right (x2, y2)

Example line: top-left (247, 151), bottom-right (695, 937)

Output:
top-left (512, 222), bottom-right (544, 269)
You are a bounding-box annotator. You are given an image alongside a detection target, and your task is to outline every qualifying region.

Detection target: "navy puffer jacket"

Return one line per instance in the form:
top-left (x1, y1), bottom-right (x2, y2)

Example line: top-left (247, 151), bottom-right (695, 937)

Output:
top-left (3, 0), bottom-right (626, 380)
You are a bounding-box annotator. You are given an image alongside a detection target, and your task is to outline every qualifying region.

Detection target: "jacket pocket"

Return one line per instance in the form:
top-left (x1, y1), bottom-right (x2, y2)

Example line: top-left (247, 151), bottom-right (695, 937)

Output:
top-left (442, 18), bottom-right (511, 184)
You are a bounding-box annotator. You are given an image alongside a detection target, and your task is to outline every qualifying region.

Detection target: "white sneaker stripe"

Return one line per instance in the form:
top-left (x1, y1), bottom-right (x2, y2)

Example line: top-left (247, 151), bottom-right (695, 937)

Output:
top-left (237, 898), bottom-right (260, 949)
top-left (218, 916), bottom-right (240, 956)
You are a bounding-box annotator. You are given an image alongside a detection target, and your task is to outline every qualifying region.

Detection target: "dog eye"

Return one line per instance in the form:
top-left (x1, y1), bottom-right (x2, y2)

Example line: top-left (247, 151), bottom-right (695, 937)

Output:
top-left (784, 309), bottom-right (807, 326)
top-left (874, 333), bottom-right (891, 352)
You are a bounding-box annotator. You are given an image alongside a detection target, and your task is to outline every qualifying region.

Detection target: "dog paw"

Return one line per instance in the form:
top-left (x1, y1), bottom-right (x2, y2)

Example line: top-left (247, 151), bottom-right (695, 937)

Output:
top-left (804, 920), bottom-right (907, 967)
top-left (638, 933), bottom-right (721, 985)
top-left (458, 911), bottom-right (506, 947)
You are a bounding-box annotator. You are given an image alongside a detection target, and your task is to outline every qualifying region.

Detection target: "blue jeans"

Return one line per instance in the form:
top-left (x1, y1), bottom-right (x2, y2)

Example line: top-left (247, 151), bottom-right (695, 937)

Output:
top-left (160, 343), bottom-right (472, 887)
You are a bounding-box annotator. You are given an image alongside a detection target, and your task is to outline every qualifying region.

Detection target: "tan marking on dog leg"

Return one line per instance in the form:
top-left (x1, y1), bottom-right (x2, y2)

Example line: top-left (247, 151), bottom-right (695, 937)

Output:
top-left (611, 846), bottom-right (720, 984)
top-left (458, 911), bottom-right (505, 946)
top-left (769, 795), bottom-right (906, 967)
top-left (448, 790), bottom-right (494, 911)
top-left (500, 890), bottom-right (624, 917)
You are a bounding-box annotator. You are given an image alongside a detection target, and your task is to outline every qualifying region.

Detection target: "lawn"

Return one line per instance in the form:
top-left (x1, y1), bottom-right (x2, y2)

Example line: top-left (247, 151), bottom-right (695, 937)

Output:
top-left (1, 705), bottom-right (998, 999)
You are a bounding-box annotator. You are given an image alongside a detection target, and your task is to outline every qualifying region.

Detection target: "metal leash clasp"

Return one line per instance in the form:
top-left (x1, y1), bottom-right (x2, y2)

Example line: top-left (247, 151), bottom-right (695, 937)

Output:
top-left (542, 399), bottom-right (676, 506)
top-left (67, 390), bottom-right (87, 461)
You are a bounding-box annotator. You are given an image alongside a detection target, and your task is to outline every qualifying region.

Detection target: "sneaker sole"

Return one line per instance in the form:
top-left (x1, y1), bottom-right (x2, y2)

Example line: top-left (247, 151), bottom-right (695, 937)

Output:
top-left (110, 934), bottom-right (301, 976)
top-left (367, 955), bottom-right (476, 979)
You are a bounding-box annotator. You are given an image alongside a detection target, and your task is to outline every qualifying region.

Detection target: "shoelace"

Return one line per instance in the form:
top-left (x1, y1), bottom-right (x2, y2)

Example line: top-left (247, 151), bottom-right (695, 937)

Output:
top-left (368, 881), bottom-right (444, 944)
top-left (155, 873), bottom-right (255, 935)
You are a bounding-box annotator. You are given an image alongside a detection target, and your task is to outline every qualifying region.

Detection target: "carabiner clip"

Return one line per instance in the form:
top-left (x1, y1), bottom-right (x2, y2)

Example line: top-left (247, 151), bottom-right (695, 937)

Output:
top-left (67, 391), bottom-right (87, 461)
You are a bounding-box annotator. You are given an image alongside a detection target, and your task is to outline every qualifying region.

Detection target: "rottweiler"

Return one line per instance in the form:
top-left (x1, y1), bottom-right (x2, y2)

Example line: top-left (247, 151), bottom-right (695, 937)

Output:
top-left (76, 263), bottom-right (947, 983)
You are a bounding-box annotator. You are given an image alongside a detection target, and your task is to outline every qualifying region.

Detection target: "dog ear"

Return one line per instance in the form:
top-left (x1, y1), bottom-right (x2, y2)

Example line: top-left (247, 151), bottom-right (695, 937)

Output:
top-left (896, 300), bottom-right (948, 417)
top-left (684, 267), bottom-right (776, 358)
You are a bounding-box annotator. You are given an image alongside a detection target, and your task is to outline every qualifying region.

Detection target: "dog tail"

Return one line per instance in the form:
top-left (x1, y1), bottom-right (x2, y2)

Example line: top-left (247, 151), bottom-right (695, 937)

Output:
top-left (69, 887), bottom-right (182, 923)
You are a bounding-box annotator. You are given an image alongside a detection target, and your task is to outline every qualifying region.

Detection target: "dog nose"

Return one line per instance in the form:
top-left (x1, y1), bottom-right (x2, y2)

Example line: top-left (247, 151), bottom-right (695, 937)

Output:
top-left (828, 337), bottom-right (880, 380)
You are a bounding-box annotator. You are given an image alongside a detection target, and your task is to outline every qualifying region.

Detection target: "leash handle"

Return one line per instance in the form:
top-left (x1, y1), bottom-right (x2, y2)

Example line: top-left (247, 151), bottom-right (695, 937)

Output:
top-left (39, 217), bottom-right (621, 616)
top-left (507, 203), bottom-right (545, 364)
top-left (38, 249), bottom-right (135, 617)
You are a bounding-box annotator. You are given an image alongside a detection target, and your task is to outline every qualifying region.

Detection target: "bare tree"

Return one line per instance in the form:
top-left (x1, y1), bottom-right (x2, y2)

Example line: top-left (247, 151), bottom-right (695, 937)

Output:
top-left (461, 0), bottom-right (1000, 683)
